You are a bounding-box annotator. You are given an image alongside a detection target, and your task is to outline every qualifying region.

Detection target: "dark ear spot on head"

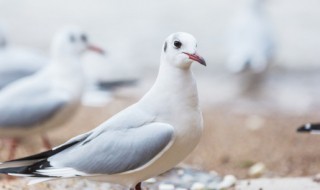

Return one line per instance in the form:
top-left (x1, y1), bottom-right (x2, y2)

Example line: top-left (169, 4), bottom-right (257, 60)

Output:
top-left (81, 34), bottom-right (87, 43)
top-left (164, 42), bottom-right (167, 52)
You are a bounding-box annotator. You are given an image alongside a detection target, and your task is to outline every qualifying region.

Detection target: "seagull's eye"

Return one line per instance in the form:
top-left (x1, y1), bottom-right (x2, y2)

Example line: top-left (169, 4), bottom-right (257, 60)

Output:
top-left (81, 34), bottom-right (87, 43)
top-left (69, 35), bottom-right (76, 43)
top-left (173, 41), bottom-right (182, 49)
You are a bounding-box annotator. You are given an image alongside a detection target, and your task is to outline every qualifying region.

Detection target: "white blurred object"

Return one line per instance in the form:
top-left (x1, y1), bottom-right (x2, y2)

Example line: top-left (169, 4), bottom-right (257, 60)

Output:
top-left (236, 177), bottom-right (320, 190)
top-left (0, 25), bottom-right (49, 89)
top-left (245, 115), bottom-right (265, 130)
top-left (81, 48), bottom-right (138, 107)
top-left (83, 51), bottom-right (138, 89)
top-left (218, 175), bottom-right (237, 189)
top-left (191, 182), bottom-right (206, 190)
top-left (227, 0), bottom-right (275, 74)
top-left (248, 162), bottom-right (266, 178)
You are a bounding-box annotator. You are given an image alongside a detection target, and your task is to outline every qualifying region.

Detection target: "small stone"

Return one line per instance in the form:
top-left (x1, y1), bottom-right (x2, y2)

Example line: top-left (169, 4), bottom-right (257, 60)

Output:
top-left (218, 175), bottom-right (237, 189)
top-left (191, 182), bottom-right (206, 190)
top-left (177, 169), bottom-right (185, 176)
top-left (159, 183), bottom-right (175, 190)
top-left (248, 162), bottom-right (266, 178)
top-left (245, 115), bottom-right (265, 130)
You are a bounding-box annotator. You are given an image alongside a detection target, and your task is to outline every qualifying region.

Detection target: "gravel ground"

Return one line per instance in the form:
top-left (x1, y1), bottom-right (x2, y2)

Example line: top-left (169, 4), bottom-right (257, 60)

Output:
top-left (0, 167), bottom-right (223, 190)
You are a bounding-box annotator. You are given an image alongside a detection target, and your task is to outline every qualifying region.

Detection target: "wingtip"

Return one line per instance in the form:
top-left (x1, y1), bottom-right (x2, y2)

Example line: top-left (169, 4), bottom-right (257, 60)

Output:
top-left (296, 123), bottom-right (320, 134)
top-left (297, 123), bottom-right (311, 133)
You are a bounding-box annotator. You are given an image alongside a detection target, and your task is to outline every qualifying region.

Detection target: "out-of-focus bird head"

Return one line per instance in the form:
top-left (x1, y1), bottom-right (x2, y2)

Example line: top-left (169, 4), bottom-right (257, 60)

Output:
top-left (51, 26), bottom-right (104, 59)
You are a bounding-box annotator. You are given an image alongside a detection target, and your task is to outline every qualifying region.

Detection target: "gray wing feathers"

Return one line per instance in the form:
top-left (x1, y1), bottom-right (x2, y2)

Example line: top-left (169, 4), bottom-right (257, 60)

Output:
top-left (0, 82), bottom-right (68, 127)
top-left (50, 123), bottom-right (174, 174)
top-left (0, 70), bottom-right (35, 89)
top-left (0, 96), bottom-right (66, 126)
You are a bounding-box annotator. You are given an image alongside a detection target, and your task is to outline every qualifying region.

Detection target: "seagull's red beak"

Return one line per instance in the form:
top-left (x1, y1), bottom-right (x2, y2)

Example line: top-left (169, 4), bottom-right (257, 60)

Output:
top-left (183, 52), bottom-right (206, 66)
top-left (87, 45), bottom-right (105, 55)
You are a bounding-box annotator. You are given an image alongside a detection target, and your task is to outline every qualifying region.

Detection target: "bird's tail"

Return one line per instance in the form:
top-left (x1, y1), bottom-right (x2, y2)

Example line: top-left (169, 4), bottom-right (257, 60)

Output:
top-left (0, 160), bottom-right (54, 186)
top-left (0, 140), bottom-right (79, 177)
top-left (0, 162), bottom-right (53, 185)
top-left (297, 123), bottom-right (320, 134)
top-left (0, 158), bottom-right (50, 177)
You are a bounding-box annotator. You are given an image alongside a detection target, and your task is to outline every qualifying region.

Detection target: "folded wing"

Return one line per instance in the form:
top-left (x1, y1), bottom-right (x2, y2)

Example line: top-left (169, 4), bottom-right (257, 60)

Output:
top-left (0, 122), bottom-right (174, 178)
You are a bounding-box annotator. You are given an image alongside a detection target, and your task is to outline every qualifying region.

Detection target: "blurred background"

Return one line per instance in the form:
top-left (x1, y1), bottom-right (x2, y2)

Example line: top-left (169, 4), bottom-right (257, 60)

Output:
top-left (0, 0), bottom-right (319, 183)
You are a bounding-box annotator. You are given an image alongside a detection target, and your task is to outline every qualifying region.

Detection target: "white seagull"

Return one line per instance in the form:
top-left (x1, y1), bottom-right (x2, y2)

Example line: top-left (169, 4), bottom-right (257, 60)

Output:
top-left (0, 26), bottom-right (104, 160)
top-left (226, 0), bottom-right (275, 74)
top-left (0, 25), bottom-right (49, 89)
top-left (297, 123), bottom-right (320, 135)
top-left (0, 32), bottom-right (206, 190)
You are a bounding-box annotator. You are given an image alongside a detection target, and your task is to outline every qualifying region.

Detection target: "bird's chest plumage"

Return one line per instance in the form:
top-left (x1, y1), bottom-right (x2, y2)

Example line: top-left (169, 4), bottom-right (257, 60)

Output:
top-left (172, 107), bottom-right (203, 154)
top-left (156, 90), bottom-right (203, 152)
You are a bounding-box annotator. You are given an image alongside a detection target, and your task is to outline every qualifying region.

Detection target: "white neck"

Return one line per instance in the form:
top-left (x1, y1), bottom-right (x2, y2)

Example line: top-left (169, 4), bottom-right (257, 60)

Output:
top-left (140, 58), bottom-right (199, 112)
top-left (48, 55), bottom-right (85, 97)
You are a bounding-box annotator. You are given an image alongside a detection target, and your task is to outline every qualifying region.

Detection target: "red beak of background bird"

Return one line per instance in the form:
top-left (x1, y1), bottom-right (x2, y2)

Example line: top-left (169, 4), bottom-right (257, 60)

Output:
top-left (87, 45), bottom-right (106, 55)
top-left (183, 52), bottom-right (206, 66)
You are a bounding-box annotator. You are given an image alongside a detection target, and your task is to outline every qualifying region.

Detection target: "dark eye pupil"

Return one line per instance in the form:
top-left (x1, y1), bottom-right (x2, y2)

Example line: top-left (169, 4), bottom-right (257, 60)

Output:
top-left (174, 41), bottom-right (182, 48)
top-left (81, 34), bottom-right (87, 42)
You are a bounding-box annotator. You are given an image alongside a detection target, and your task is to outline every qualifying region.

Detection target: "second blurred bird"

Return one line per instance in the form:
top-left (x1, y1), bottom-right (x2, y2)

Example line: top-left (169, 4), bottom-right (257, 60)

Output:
top-left (226, 0), bottom-right (275, 96)
top-left (0, 26), bottom-right (104, 160)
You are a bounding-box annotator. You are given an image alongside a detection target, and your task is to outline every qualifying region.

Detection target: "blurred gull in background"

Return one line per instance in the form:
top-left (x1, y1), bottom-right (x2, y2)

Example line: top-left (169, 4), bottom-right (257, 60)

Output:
top-left (226, 0), bottom-right (275, 96)
top-left (0, 24), bottom-right (49, 89)
top-left (0, 24), bottom-right (134, 108)
top-left (0, 26), bottom-right (104, 160)
top-left (0, 32), bottom-right (206, 190)
top-left (227, 0), bottom-right (275, 73)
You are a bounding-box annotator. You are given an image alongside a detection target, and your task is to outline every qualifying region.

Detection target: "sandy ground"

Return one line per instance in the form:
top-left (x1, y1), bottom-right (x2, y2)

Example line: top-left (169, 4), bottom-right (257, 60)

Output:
top-left (187, 108), bottom-right (320, 178)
